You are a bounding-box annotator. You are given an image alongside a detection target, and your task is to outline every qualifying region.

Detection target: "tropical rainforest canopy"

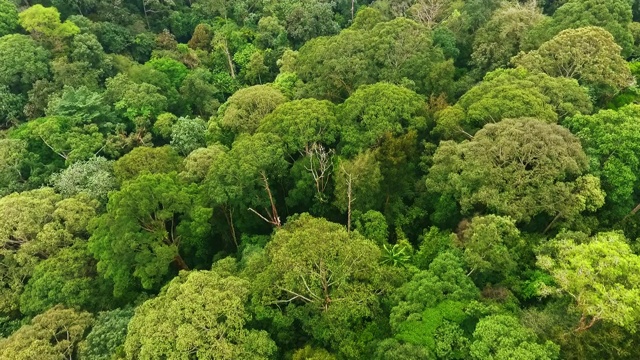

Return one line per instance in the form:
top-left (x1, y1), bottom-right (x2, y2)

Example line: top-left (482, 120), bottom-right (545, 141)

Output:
top-left (2, 0), bottom-right (640, 359)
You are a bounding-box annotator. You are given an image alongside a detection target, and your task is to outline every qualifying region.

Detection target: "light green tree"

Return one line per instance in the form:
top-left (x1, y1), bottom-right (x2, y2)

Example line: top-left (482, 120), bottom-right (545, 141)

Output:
top-left (434, 68), bottom-right (592, 139)
top-left (216, 84), bottom-right (287, 135)
top-left (537, 231), bottom-right (640, 332)
top-left (514, 27), bottom-right (633, 99)
top-left (0, 306), bottom-right (93, 360)
top-left (125, 270), bottom-right (276, 359)
top-left (472, 1), bottom-right (545, 72)
top-left (470, 314), bottom-right (560, 360)
top-left (250, 214), bottom-right (395, 358)
top-left (18, 5), bottom-right (79, 50)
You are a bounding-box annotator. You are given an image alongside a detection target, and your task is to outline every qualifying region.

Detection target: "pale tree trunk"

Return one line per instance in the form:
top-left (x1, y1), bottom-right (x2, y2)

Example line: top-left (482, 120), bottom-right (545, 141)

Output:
top-left (222, 39), bottom-right (236, 78)
top-left (351, 0), bottom-right (355, 21)
top-left (248, 172), bottom-right (281, 228)
top-left (340, 165), bottom-right (354, 234)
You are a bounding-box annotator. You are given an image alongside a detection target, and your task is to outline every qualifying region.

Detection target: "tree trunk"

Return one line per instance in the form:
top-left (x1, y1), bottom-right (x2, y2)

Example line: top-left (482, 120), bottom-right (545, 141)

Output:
top-left (223, 39), bottom-right (236, 79)
top-left (346, 174), bottom-right (353, 234)
top-left (173, 253), bottom-right (189, 270)
top-left (351, 0), bottom-right (355, 21)
top-left (261, 172), bottom-right (281, 227)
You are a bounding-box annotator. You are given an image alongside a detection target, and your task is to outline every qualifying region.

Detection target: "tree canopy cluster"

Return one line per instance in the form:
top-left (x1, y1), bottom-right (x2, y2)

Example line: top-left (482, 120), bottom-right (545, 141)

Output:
top-left (3, 0), bottom-right (640, 359)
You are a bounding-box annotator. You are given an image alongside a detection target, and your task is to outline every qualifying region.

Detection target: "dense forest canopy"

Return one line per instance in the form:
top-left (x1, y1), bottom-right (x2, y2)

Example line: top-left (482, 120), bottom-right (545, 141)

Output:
top-left (2, 0), bottom-right (640, 359)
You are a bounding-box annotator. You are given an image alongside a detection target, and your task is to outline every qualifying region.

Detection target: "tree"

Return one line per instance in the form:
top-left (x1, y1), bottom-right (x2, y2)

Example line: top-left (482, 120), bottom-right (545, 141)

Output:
top-left (334, 151), bottom-right (383, 232)
top-left (470, 315), bottom-right (560, 360)
top-left (458, 215), bottom-right (522, 279)
top-left (434, 68), bottom-right (593, 139)
top-left (18, 5), bottom-right (80, 50)
top-left (188, 23), bottom-right (213, 50)
top-left (472, 1), bottom-right (545, 72)
top-left (250, 214), bottom-right (393, 358)
top-left (78, 308), bottom-right (134, 360)
top-left (180, 145), bottom-right (227, 183)
top-left (514, 27), bottom-right (634, 99)
top-left (0, 0), bottom-right (18, 38)
top-left (0, 306), bottom-right (93, 360)
top-left (0, 35), bottom-right (50, 94)
top-left (88, 173), bottom-right (210, 296)
top-left (0, 139), bottom-right (30, 197)
top-left (112, 145), bottom-right (183, 182)
top-left (408, 0), bottom-right (455, 29)
top-left (537, 231), bottom-right (640, 332)
top-left (110, 79), bottom-right (168, 137)
top-left (0, 85), bottom-right (25, 128)
top-left (563, 105), bottom-right (640, 222)
top-left (19, 242), bottom-right (111, 315)
top-left (13, 115), bottom-right (105, 164)
top-left (179, 68), bottom-right (220, 117)
top-left (0, 189), bottom-right (96, 316)
top-left (145, 57), bottom-right (188, 89)
top-left (170, 116), bottom-right (207, 156)
top-left (211, 20), bottom-right (247, 80)
top-left (206, 133), bottom-right (287, 232)
top-left (383, 251), bottom-right (479, 358)
top-left (50, 157), bottom-right (117, 201)
top-left (216, 85), bottom-right (287, 135)
top-left (125, 270), bottom-right (276, 359)
top-left (338, 82), bottom-right (427, 156)
top-left (296, 17), bottom-right (454, 101)
top-left (284, 0), bottom-right (340, 46)
top-left (45, 86), bottom-right (114, 126)
top-left (528, 0), bottom-right (634, 57)
top-left (427, 118), bottom-right (605, 227)
top-left (257, 98), bottom-right (339, 154)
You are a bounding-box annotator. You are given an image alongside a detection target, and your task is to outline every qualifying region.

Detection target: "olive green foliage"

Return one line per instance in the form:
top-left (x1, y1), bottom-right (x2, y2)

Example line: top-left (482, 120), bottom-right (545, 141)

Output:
top-left (0, 35), bottom-right (49, 94)
top-left (458, 215), bottom-right (522, 279)
top-left (216, 84), bottom-right (287, 135)
top-left (472, 2), bottom-right (545, 72)
top-left (125, 270), bottom-right (276, 359)
top-left (0, 189), bottom-right (97, 316)
top-left (434, 68), bottom-right (592, 138)
top-left (250, 214), bottom-right (394, 358)
top-left (258, 98), bottom-right (339, 153)
top-left (470, 314), bottom-right (560, 360)
top-left (113, 145), bottom-right (183, 182)
top-left (296, 17), bottom-right (454, 100)
top-left (428, 118), bottom-right (605, 225)
top-left (338, 82), bottom-right (427, 156)
top-left (0, 306), bottom-right (93, 360)
top-left (527, 0), bottom-right (634, 56)
top-left (514, 27), bottom-right (633, 99)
